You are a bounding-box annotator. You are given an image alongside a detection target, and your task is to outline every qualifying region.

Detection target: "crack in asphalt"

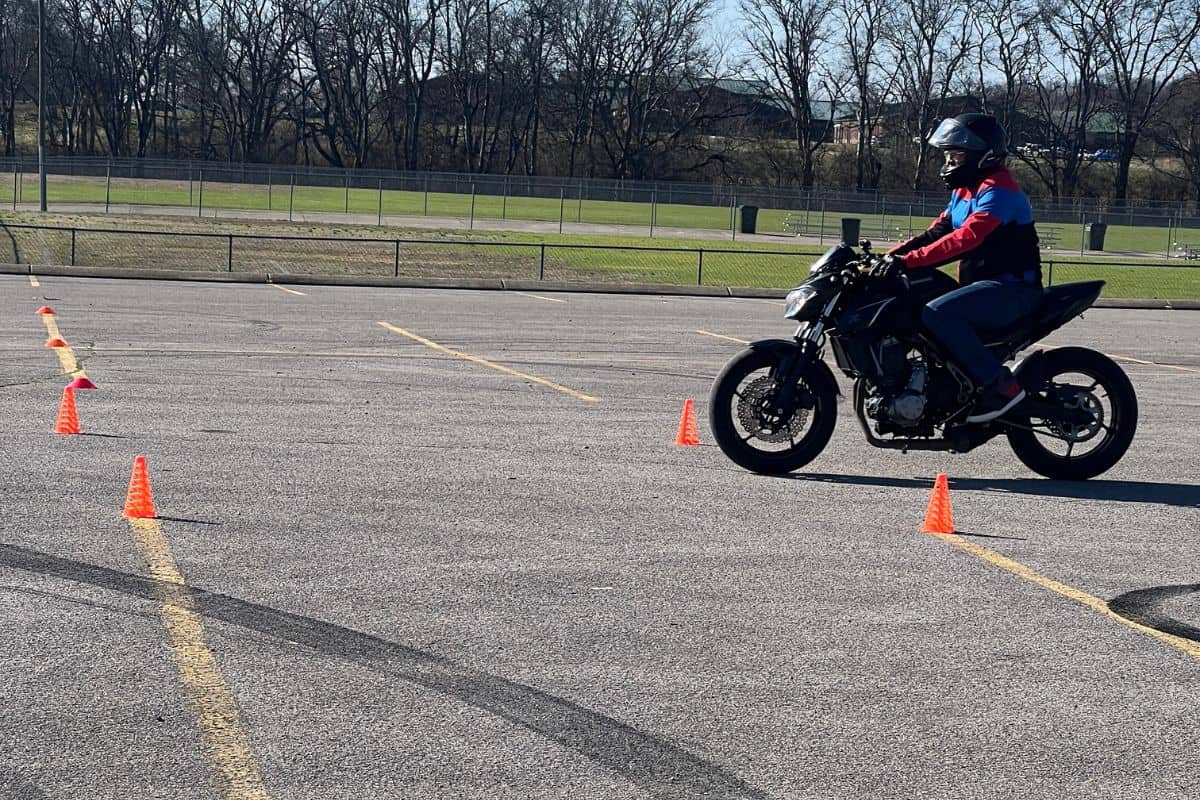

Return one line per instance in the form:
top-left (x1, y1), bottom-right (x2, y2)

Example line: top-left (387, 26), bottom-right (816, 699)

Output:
top-left (0, 542), bottom-right (768, 800)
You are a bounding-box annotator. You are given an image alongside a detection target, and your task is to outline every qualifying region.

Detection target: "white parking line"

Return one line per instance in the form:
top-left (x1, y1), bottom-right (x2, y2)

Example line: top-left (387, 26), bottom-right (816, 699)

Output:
top-left (29, 275), bottom-right (40, 287)
top-left (269, 283), bottom-right (306, 296)
top-left (514, 291), bottom-right (566, 303)
top-left (695, 329), bottom-right (750, 345)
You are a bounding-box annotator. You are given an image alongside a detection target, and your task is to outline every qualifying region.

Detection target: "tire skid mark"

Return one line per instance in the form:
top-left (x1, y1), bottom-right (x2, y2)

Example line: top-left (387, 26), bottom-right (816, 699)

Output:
top-left (0, 543), bottom-right (768, 800)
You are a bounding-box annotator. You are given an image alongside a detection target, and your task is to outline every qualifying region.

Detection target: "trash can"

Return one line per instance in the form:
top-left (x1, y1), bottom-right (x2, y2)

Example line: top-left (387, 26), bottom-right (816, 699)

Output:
top-left (841, 217), bottom-right (861, 244)
top-left (739, 205), bottom-right (759, 234)
top-left (1084, 222), bottom-right (1107, 251)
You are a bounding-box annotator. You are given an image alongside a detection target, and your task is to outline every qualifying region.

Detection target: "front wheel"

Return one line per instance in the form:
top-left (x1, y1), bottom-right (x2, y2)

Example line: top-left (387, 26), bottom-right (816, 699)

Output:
top-left (708, 348), bottom-right (838, 475)
top-left (1006, 346), bottom-right (1137, 480)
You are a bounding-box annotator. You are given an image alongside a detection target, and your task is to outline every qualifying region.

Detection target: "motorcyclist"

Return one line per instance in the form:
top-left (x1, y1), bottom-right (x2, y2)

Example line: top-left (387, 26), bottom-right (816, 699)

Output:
top-left (883, 113), bottom-right (1043, 423)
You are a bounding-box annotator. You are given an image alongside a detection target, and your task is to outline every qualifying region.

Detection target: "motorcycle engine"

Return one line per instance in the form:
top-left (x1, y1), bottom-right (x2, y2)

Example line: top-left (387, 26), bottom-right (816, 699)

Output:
top-left (864, 338), bottom-right (929, 428)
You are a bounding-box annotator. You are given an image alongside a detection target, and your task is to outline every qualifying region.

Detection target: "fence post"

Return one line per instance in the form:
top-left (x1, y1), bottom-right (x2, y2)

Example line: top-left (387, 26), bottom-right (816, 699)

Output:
top-left (577, 183), bottom-right (582, 223)
top-left (70, 229), bottom-right (76, 265)
top-left (344, 170), bottom-right (350, 213)
top-left (11, 169), bottom-right (16, 210)
top-left (424, 176), bottom-right (429, 215)
top-left (198, 168), bottom-right (204, 217)
top-left (267, 168), bottom-right (272, 212)
top-left (227, 235), bottom-right (234, 272)
top-left (1047, 261), bottom-right (1054, 286)
top-left (188, 167), bottom-right (193, 208)
top-left (469, 183), bottom-right (476, 230)
top-left (501, 176), bottom-right (507, 220)
top-left (394, 240), bottom-right (400, 277)
top-left (105, 165), bottom-right (111, 213)
top-left (1166, 214), bottom-right (1174, 258)
top-left (377, 178), bottom-right (384, 226)
top-left (696, 248), bottom-right (704, 286)
top-left (731, 193), bottom-right (737, 242)
top-left (649, 190), bottom-right (657, 237)
top-left (539, 243), bottom-right (546, 280)
top-left (288, 172), bottom-right (295, 221)
top-left (819, 201), bottom-right (826, 245)
top-left (558, 188), bottom-right (564, 234)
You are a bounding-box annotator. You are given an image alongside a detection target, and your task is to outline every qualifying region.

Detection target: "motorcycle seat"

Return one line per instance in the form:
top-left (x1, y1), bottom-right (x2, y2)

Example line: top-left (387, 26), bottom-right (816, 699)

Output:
top-left (982, 280), bottom-right (1105, 349)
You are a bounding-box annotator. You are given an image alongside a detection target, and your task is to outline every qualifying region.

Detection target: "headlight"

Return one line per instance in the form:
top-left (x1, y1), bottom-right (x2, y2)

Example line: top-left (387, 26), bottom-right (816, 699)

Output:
top-left (784, 286), bottom-right (822, 320)
top-left (785, 286), bottom-right (818, 306)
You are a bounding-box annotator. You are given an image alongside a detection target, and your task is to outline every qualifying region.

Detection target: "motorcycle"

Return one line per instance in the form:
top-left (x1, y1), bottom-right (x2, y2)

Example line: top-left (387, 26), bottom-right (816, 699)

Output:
top-left (708, 241), bottom-right (1137, 480)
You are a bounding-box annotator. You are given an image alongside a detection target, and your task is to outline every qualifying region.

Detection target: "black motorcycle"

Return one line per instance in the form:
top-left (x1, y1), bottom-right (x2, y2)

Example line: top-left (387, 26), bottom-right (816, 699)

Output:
top-left (709, 241), bottom-right (1137, 480)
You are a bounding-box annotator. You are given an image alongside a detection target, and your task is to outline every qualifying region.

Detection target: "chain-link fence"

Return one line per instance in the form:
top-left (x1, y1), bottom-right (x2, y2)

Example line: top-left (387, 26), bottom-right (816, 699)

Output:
top-left (2, 222), bottom-right (1197, 299)
top-left (6, 157), bottom-right (1200, 256)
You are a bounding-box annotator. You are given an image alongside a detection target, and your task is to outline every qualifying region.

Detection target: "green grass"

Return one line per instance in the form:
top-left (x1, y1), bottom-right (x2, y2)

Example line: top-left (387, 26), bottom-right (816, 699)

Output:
top-left (1, 209), bottom-right (1197, 299)
top-left (6, 170), bottom-right (1196, 259)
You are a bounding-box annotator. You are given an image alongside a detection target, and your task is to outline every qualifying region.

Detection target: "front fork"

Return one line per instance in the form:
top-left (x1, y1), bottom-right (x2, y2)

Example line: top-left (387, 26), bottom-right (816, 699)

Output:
top-left (770, 318), bottom-right (828, 414)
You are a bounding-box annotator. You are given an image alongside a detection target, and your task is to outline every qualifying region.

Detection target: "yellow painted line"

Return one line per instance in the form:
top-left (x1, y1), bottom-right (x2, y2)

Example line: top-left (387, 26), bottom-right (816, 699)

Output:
top-left (40, 314), bottom-right (89, 380)
top-left (695, 329), bottom-right (750, 345)
top-left (932, 532), bottom-right (1200, 661)
top-left (378, 321), bottom-right (599, 403)
top-left (29, 274), bottom-right (40, 287)
top-left (513, 291), bottom-right (566, 303)
top-left (128, 518), bottom-right (271, 799)
top-left (268, 283), bottom-right (306, 297)
top-left (1038, 343), bottom-right (1198, 374)
top-left (1104, 353), bottom-right (1198, 374)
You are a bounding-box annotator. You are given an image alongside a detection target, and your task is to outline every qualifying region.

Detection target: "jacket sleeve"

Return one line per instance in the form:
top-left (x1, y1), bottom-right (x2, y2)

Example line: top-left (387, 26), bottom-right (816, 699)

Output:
top-left (888, 212), bottom-right (954, 257)
top-left (900, 210), bottom-right (1002, 269)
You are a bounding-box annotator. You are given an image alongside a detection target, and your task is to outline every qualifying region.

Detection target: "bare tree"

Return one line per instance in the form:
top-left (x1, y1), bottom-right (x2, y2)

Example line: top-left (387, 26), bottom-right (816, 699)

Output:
top-left (0, 0), bottom-right (36, 157)
top-left (1092, 0), bottom-right (1200, 202)
top-left (551, 0), bottom-right (622, 176)
top-left (1030, 0), bottom-right (1111, 198)
top-left (741, 0), bottom-right (839, 188)
top-left (836, 0), bottom-right (895, 189)
top-left (375, 0), bottom-right (440, 169)
top-left (886, 0), bottom-right (974, 189)
top-left (188, 0), bottom-right (300, 161)
top-left (295, 0), bottom-right (383, 168)
top-left (597, 0), bottom-right (720, 179)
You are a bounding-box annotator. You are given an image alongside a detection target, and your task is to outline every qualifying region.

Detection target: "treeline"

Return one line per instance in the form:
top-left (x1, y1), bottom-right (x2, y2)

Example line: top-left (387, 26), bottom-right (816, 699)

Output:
top-left (2, 0), bottom-right (1200, 202)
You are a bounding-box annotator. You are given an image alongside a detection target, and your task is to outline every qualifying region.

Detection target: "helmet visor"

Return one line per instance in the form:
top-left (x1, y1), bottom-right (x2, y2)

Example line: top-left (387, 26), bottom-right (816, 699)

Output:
top-left (929, 118), bottom-right (988, 151)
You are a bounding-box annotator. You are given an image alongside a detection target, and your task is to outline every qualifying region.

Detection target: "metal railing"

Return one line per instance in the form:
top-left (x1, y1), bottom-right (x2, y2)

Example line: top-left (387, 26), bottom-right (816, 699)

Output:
top-left (2, 222), bottom-right (1196, 299)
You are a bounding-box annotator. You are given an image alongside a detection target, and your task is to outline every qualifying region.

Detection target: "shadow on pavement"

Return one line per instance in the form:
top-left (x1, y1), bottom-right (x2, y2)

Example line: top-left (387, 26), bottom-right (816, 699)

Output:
top-left (788, 473), bottom-right (1200, 509)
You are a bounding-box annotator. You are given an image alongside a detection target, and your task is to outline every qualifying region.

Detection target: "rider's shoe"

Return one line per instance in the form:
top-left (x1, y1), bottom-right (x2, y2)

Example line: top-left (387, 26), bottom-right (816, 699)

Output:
top-left (966, 371), bottom-right (1026, 423)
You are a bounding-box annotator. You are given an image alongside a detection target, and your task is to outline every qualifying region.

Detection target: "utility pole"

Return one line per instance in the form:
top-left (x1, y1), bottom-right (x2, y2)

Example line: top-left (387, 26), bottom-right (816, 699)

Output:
top-left (37, 0), bottom-right (48, 211)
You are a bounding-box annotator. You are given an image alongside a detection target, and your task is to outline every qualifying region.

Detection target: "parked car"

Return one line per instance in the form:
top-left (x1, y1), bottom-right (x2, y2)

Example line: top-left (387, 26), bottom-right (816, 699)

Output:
top-left (1086, 148), bottom-right (1118, 162)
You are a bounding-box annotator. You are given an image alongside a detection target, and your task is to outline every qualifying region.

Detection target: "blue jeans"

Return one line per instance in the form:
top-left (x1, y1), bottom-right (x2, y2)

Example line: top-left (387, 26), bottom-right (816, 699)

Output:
top-left (921, 279), bottom-right (1043, 386)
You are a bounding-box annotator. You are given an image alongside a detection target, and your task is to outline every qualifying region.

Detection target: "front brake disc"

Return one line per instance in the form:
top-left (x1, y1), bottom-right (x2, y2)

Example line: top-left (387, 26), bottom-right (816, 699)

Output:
top-left (737, 375), bottom-right (809, 443)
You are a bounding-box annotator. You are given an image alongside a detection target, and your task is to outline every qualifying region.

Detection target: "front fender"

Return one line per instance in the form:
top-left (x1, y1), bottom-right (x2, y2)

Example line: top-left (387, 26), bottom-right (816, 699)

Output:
top-left (748, 338), bottom-right (841, 398)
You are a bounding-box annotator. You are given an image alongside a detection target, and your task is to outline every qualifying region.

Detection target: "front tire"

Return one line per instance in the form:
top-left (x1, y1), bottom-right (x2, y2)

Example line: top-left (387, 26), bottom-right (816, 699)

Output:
top-left (708, 348), bottom-right (838, 475)
top-left (1006, 346), bottom-right (1137, 480)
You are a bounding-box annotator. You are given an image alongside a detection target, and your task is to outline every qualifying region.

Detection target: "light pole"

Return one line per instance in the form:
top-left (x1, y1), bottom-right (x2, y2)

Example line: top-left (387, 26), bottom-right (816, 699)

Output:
top-left (37, 0), bottom-right (47, 211)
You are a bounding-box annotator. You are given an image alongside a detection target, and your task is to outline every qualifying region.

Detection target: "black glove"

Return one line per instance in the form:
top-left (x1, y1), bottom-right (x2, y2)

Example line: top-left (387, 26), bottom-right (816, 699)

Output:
top-left (872, 254), bottom-right (905, 279)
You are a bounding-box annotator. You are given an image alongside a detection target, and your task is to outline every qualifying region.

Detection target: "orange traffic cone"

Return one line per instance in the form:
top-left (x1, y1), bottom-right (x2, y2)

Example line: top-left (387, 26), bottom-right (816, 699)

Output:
top-left (123, 456), bottom-right (158, 519)
top-left (54, 387), bottom-right (81, 434)
top-left (921, 473), bottom-right (956, 534)
top-left (674, 399), bottom-right (700, 446)
top-left (35, 305), bottom-right (55, 315)
top-left (45, 336), bottom-right (67, 348)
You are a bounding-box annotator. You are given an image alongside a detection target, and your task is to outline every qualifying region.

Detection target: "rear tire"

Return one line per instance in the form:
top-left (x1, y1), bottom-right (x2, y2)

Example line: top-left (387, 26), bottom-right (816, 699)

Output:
top-left (1006, 347), bottom-right (1137, 480)
top-left (709, 348), bottom-right (838, 475)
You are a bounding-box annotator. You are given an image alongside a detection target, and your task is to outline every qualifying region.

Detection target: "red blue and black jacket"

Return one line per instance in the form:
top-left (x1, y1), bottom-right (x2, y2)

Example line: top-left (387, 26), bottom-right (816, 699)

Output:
top-left (889, 167), bottom-right (1042, 285)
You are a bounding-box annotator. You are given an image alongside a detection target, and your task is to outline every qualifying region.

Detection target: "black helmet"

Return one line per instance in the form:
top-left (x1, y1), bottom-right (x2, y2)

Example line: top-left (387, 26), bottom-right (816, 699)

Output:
top-left (929, 113), bottom-right (1007, 189)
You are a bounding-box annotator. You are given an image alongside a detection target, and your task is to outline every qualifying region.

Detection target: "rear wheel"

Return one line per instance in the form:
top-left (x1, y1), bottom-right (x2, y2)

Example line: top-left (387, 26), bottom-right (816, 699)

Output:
top-left (1006, 347), bottom-right (1137, 479)
top-left (708, 348), bottom-right (838, 475)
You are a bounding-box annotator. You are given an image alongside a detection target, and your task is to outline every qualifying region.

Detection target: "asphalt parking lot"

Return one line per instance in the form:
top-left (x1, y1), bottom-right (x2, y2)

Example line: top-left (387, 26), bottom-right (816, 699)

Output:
top-left (1, 274), bottom-right (1198, 800)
